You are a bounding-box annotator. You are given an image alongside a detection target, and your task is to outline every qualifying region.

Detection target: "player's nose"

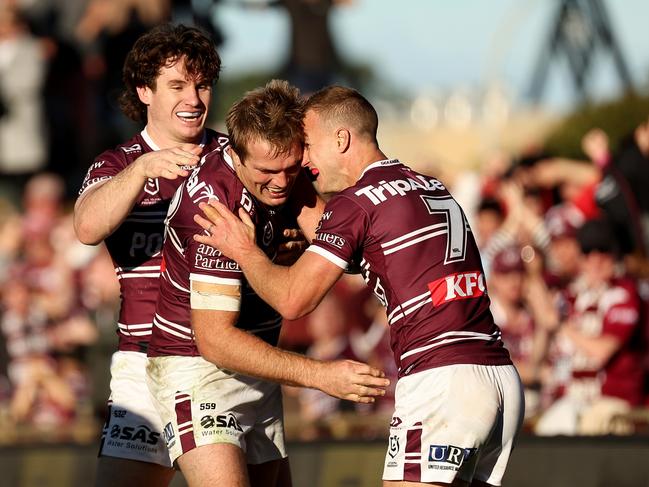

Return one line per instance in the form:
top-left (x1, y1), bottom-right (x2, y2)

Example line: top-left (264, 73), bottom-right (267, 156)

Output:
top-left (185, 87), bottom-right (202, 105)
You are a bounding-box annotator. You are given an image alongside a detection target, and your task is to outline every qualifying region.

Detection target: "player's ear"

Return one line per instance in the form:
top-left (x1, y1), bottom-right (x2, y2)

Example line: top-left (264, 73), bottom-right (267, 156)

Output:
top-left (336, 128), bottom-right (350, 153)
top-left (136, 85), bottom-right (151, 105)
top-left (227, 145), bottom-right (243, 167)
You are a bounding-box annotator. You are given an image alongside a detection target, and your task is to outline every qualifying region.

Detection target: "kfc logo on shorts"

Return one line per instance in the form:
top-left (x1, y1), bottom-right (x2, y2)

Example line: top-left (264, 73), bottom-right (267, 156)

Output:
top-left (428, 445), bottom-right (476, 467)
top-left (427, 271), bottom-right (486, 307)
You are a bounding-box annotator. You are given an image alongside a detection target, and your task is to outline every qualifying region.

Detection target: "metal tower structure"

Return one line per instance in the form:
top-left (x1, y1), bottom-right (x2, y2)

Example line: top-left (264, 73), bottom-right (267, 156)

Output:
top-left (528, 0), bottom-right (633, 104)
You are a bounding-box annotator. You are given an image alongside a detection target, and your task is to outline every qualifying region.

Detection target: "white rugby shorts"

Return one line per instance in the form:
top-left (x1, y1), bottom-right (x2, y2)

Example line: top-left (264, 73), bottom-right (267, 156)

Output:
top-left (146, 355), bottom-right (286, 465)
top-left (98, 351), bottom-right (171, 467)
top-left (383, 364), bottom-right (524, 486)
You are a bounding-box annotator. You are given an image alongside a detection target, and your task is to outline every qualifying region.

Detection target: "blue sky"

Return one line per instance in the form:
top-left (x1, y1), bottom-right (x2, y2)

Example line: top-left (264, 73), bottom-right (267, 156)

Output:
top-left (216, 0), bottom-right (649, 111)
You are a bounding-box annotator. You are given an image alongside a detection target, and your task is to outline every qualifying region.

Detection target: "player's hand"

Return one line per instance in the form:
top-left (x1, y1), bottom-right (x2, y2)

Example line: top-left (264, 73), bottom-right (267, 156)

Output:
top-left (314, 359), bottom-right (390, 403)
top-left (275, 228), bottom-right (308, 265)
top-left (134, 144), bottom-right (202, 180)
top-left (193, 199), bottom-right (256, 262)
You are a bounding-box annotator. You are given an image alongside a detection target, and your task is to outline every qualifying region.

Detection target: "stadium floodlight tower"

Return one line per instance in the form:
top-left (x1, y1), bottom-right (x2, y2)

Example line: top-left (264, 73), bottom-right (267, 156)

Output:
top-left (528, 0), bottom-right (633, 104)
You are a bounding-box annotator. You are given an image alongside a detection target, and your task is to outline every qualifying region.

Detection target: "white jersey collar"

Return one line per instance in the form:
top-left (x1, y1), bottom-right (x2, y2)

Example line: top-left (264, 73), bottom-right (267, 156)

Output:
top-left (358, 158), bottom-right (401, 182)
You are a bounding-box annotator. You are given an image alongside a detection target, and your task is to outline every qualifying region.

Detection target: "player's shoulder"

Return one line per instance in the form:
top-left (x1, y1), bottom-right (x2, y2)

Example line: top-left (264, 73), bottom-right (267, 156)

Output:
top-left (346, 159), bottom-right (447, 206)
top-left (180, 143), bottom-right (242, 209)
top-left (202, 128), bottom-right (230, 152)
top-left (94, 133), bottom-right (146, 167)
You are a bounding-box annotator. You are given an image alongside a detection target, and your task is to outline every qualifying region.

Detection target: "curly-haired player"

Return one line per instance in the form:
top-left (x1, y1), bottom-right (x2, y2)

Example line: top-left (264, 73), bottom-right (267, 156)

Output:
top-left (74, 24), bottom-right (221, 487)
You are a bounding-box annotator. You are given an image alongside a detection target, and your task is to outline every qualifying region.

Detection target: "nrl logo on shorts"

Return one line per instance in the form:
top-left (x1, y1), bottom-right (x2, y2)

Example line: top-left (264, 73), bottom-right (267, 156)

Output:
top-left (390, 416), bottom-right (402, 427)
top-left (388, 435), bottom-right (400, 458)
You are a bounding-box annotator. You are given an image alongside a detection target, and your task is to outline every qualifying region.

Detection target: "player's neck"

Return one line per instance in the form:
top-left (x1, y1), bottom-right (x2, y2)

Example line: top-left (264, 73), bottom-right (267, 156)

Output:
top-left (144, 124), bottom-right (204, 150)
top-left (351, 147), bottom-right (388, 182)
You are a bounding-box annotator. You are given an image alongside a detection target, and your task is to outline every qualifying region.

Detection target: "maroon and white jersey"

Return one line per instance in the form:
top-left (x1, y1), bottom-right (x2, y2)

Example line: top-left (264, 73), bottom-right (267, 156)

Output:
top-left (78, 128), bottom-right (225, 353)
top-left (555, 275), bottom-right (644, 405)
top-left (307, 159), bottom-right (511, 377)
top-left (148, 141), bottom-right (292, 357)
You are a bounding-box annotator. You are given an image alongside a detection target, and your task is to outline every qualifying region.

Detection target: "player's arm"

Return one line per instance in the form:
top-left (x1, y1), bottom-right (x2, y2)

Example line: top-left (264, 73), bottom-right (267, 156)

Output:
top-left (194, 199), bottom-right (341, 319)
top-left (191, 280), bottom-right (388, 402)
top-left (559, 324), bottom-right (621, 369)
top-left (74, 145), bottom-right (201, 245)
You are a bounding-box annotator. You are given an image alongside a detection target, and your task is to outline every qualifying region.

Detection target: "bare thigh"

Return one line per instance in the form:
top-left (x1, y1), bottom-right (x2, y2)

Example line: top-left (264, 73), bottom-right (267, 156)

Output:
top-left (94, 456), bottom-right (175, 487)
top-left (177, 443), bottom-right (248, 487)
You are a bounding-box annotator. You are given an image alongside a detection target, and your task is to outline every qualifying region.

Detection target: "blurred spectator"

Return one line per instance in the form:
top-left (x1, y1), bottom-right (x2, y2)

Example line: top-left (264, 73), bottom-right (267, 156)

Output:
top-left (0, 2), bottom-right (47, 201)
top-left (480, 180), bottom-right (550, 276)
top-left (488, 246), bottom-right (541, 418)
top-left (75, 0), bottom-right (171, 150)
top-left (349, 295), bottom-right (396, 418)
top-left (534, 218), bottom-right (645, 435)
top-left (474, 197), bottom-right (505, 250)
top-left (543, 203), bottom-right (584, 288)
top-left (296, 289), bottom-right (356, 439)
top-left (294, 275), bottom-right (388, 439)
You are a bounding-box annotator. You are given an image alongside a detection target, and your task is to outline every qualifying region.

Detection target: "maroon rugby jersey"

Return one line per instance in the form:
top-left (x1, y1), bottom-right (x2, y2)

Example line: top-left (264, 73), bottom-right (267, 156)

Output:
top-left (557, 276), bottom-right (644, 405)
top-left (307, 159), bottom-right (512, 377)
top-left (78, 128), bottom-right (225, 353)
top-left (147, 141), bottom-right (292, 357)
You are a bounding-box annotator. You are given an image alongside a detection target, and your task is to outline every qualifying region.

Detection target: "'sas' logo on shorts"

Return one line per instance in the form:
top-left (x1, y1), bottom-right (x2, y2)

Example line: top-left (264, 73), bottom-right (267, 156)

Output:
top-left (427, 271), bottom-right (486, 307)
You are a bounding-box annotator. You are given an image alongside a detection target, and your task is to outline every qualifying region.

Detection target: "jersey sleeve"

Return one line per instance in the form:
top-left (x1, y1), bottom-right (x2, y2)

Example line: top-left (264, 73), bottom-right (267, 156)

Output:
top-left (78, 150), bottom-right (127, 196)
top-left (182, 169), bottom-right (245, 289)
top-left (602, 285), bottom-right (640, 342)
top-left (306, 194), bottom-right (369, 269)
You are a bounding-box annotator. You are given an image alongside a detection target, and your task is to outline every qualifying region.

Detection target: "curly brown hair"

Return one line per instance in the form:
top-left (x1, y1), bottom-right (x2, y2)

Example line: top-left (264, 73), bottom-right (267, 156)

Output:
top-left (226, 80), bottom-right (305, 162)
top-left (119, 23), bottom-right (222, 122)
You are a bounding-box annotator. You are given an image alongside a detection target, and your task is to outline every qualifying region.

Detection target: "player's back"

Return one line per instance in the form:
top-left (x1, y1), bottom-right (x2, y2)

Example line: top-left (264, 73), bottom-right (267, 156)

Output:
top-left (318, 160), bottom-right (511, 376)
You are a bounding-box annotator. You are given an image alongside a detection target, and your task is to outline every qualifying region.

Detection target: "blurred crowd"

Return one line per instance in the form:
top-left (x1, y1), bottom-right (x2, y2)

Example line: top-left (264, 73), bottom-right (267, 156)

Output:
top-left (2, 0), bottom-right (649, 445)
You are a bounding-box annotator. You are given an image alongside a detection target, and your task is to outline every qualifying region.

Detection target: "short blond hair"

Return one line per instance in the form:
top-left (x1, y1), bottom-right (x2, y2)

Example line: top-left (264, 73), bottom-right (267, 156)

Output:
top-left (305, 86), bottom-right (378, 142)
top-left (226, 80), bottom-right (305, 161)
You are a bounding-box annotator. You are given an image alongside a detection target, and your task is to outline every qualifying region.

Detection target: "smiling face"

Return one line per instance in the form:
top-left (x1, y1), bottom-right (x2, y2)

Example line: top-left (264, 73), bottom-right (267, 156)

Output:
top-left (302, 109), bottom-right (348, 194)
top-left (232, 138), bottom-right (302, 207)
top-left (137, 56), bottom-right (211, 147)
